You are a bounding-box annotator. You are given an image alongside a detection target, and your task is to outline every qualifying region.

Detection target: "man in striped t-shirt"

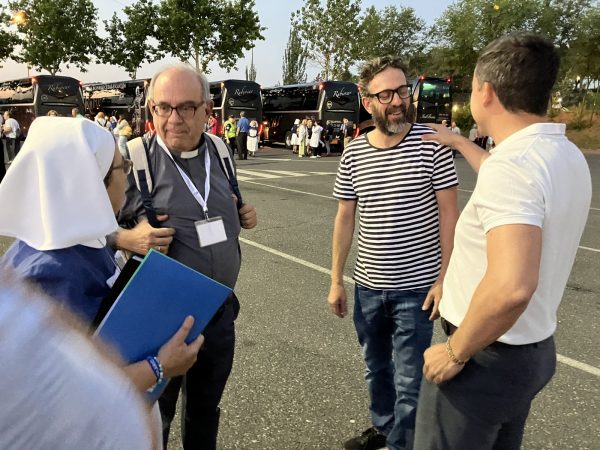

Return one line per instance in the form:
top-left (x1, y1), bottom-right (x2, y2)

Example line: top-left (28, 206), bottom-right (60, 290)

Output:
top-left (328, 56), bottom-right (459, 450)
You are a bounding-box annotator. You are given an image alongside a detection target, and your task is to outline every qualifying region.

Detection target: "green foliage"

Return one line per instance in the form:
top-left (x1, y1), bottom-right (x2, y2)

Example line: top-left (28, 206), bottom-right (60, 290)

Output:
top-left (432, 0), bottom-right (554, 82)
top-left (282, 28), bottom-right (307, 85)
top-left (355, 5), bottom-right (426, 74)
top-left (292, 0), bottom-right (361, 80)
top-left (452, 102), bottom-right (474, 134)
top-left (568, 100), bottom-right (591, 130)
top-left (98, 0), bottom-right (158, 79)
top-left (155, 0), bottom-right (264, 74)
top-left (564, 5), bottom-right (600, 88)
top-left (8, 0), bottom-right (98, 75)
top-left (0, 7), bottom-right (19, 65)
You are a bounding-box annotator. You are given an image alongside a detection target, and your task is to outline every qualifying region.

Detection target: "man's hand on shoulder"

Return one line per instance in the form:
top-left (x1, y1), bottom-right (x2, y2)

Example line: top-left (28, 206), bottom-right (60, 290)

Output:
top-left (239, 203), bottom-right (257, 229)
top-left (115, 214), bottom-right (175, 255)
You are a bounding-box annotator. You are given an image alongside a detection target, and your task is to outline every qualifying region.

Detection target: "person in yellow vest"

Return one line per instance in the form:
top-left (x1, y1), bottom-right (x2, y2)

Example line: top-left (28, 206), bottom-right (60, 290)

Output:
top-left (223, 114), bottom-right (238, 156)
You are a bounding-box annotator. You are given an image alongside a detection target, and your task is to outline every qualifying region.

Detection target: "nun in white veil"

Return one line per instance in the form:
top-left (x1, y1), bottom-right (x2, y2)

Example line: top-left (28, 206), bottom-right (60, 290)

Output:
top-left (0, 116), bottom-right (203, 398)
top-left (0, 116), bottom-right (122, 322)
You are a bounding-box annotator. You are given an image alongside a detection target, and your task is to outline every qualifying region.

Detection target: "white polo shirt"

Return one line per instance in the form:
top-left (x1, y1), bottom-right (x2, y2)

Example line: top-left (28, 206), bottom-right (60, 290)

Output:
top-left (440, 123), bottom-right (591, 344)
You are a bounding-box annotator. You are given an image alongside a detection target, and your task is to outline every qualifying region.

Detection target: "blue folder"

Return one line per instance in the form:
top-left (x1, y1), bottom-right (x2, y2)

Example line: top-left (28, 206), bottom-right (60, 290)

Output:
top-left (95, 249), bottom-right (232, 401)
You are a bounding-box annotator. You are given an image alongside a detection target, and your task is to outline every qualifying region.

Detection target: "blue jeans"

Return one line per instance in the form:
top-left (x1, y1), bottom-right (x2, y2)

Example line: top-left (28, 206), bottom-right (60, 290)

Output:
top-left (353, 284), bottom-right (433, 450)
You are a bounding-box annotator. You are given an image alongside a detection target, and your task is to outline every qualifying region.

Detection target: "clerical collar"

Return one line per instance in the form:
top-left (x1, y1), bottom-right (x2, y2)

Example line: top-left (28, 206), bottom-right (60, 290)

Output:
top-left (180, 149), bottom-right (199, 159)
top-left (155, 134), bottom-right (205, 159)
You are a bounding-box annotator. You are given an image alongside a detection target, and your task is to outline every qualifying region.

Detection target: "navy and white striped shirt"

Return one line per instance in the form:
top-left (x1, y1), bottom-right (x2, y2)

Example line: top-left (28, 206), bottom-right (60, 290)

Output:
top-left (333, 123), bottom-right (458, 290)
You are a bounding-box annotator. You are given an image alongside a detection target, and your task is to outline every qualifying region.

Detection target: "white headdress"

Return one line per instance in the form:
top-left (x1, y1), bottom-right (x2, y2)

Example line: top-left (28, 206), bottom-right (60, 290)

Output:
top-left (0, 117), bottom-right (118, 250)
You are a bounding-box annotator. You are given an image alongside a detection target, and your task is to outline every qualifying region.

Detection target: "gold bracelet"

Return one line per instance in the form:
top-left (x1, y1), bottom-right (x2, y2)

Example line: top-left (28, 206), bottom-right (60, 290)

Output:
top-left (446, 336), bottom-right (467, 365)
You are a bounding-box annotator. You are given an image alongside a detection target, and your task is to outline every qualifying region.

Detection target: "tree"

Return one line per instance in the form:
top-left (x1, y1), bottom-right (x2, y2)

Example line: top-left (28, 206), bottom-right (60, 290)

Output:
top-left (98, 0), bottom-right (159, 79)
top-left (155, 0), bottom-right (264, 74)
top-left (245, 50), bottom-right (257, 81)
top-left (355, 5), bottom-right (426, 74)
top-left (0, 7), bottom-right (19, 65)
top-left (431, 0), bottom-right (548, 81)
top-left (281, 28), bottom-right (307, 84)
top-left (292, 0), bottom-right (362, 80)
top-left (565, 5), bottom-right (600, 90)
top-left (8, 0), bottom-right (98, 75)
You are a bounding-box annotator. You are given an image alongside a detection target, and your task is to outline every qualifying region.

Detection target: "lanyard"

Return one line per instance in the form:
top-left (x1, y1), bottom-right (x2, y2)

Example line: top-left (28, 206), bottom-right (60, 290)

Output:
top-left (156, 135), bottom-right (211, 219)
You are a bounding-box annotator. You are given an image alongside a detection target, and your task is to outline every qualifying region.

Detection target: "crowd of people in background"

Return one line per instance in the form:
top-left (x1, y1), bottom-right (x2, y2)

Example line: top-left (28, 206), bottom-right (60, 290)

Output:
top-left (290, 116), bottom-right (354, 158)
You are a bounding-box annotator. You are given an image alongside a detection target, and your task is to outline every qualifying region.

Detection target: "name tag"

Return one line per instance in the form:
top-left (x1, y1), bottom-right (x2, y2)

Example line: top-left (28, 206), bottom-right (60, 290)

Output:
top-left (195, 216), bottom-right (227, 247)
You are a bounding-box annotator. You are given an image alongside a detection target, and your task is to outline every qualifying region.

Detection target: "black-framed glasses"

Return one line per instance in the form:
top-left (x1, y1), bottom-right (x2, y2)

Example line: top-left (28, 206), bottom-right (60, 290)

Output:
top-left (110, 158), bottom-right (133, 175)
top-left (152, 102), bottom-right (205, 119)
top-left (365, 85), bottom-right (412, 104)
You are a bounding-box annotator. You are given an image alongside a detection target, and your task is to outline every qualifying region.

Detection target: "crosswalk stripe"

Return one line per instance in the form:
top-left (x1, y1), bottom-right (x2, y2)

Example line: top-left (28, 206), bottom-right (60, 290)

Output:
top-left (260, 170), bottom-right (307, 177)
top-left (236, 169), bottom-right (282, 179)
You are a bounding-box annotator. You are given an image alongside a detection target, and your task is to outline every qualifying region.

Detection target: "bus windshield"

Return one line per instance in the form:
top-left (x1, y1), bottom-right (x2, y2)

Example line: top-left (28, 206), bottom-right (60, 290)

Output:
top-left (220, 80), bottom-right (261, 111)
top-left (323, 83), bottom-right (359, 111)
top-left (420, 80), bottom-right (451, 102)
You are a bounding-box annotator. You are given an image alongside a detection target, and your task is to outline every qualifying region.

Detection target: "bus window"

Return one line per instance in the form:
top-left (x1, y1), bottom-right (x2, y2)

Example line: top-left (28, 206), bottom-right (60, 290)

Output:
top-left (411, 77), bottom-right (452, 124)
top-left (83, 79), bottom-right (149, 137)
top-left (0, 75), bottom-right (84, 137)
top-left (262, 81), bottom-right (359, 150)
top-left (210, 80), bottom-right (262, 137)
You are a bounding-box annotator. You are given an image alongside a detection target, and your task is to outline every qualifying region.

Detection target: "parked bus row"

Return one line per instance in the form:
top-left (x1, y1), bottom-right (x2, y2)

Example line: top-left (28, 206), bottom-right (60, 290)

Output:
top-left (1, 75), bottom-right (452, 145)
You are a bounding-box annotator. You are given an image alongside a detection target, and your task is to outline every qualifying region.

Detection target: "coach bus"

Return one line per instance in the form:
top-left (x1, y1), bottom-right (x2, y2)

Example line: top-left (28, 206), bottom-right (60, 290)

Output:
top-left (83, 79), bottom-right (150, 137)
top-left (411, 76), bottom-right (452, 124)
top-left (0, 75), bottom-right (84, 137)
top-left (209, 79), bottom-right (263, 137)
top-left (261, 81), bottom-right (360, 149)
top-left (357, 76), bottom-right (453, 135)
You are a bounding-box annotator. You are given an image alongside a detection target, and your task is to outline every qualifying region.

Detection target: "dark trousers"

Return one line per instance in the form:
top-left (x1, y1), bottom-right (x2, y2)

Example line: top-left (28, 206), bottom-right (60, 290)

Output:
top-left (414, 324), bottom-right (556, 450)
top-left (0, 139), bottom-right (5, 183)
top-left (5, 138), bottom-right (18, 161)
top-left (159, 295), bottom-right (240, 450)
top-left (236, 132), bottom-right (248, 160)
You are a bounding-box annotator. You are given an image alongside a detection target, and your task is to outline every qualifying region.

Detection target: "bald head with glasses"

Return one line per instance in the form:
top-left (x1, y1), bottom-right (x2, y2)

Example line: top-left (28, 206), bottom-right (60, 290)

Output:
top-left (147, 65), bottom-right (213, 153)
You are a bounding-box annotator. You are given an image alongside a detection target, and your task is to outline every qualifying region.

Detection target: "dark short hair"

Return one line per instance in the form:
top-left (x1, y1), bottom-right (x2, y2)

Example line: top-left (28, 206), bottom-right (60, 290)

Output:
top-left (359, 56), bottom-right (407, 94)
top-left (475, 32), bottom-right (559, 116)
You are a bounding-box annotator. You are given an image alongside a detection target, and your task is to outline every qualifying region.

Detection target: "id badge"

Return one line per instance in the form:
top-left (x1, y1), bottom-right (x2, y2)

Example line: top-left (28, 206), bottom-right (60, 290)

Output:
top-left (195, 216), bottom-right (227, 247)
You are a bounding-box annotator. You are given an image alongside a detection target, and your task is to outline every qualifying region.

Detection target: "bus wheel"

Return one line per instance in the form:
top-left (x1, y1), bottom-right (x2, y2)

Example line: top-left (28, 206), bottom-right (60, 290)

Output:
top-left (285, 131), bottom-right (293, 149)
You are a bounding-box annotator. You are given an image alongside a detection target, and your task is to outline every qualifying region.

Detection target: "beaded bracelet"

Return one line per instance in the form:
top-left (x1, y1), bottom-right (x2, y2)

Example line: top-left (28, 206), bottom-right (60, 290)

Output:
top-left (446, 336), bottom-right (467, 365)
top-left (146, 355), bottom-right (164, 391)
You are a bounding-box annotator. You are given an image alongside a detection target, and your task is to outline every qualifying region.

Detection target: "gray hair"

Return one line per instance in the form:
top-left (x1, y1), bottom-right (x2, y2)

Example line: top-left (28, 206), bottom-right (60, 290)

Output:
top-left (147, 64), bottom-right (211, 104)
top-left (359, 55), bottom-right (407, 94)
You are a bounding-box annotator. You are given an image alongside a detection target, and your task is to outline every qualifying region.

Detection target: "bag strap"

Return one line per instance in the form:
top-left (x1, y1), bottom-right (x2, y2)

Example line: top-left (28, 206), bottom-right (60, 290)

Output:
top-left (128, 135), bottom-right (161, 227)
top-left (205, 132), bottom-right (244, 210)
top-left (129, 133), bottom-right (244, 220)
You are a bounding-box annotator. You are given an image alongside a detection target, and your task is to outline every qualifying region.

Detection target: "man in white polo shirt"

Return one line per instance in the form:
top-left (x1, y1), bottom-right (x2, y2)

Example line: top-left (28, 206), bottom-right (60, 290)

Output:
top-left (413, 32), bottom-right (592, 449)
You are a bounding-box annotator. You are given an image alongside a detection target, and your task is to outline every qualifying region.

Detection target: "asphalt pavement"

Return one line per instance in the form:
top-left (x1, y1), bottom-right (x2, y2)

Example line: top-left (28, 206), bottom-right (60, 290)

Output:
top-left (1, 147), bottom-right (598, 449)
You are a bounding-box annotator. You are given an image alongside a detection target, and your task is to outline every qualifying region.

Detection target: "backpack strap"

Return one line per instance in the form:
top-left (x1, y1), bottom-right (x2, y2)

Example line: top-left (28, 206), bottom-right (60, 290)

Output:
top-left (127, 135), bottom-right (161, 227)
top-left (205, 132), bottom-right (244, 210)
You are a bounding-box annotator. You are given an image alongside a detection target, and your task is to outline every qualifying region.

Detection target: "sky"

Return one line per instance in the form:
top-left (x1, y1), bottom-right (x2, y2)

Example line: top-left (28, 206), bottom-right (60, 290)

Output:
top-left (2, 0), bottom-right (454, 86)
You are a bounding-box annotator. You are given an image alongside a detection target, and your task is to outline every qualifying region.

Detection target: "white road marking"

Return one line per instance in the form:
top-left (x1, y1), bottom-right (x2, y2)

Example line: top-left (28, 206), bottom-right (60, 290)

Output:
top-left (236, 169), bottom-right (282, 179)
top-left (241, 180), bottom-right (333, 199)
top-left (241, 182), bottom-right (600, 254)
top-left (240, 237), bottom-right (600, 378)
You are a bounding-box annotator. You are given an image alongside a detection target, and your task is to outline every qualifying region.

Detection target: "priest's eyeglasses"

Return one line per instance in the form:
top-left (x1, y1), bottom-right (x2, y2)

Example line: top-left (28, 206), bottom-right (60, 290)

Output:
top-left (365, 85), bottom-right (412, 104)
top-left (152, 102), bottom-right (205, 119)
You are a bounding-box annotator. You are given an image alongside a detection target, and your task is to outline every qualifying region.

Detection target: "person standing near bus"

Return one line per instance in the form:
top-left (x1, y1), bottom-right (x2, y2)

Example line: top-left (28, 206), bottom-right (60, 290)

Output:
top-left (236, 111), bottom-right (250, 160)
top-left (328, 55), bottom-right (458, 450)
top-left (297, 119), bottom-right (307, 157)
top-left (340, 117), bottom-right (353, 149)
top-left (2, 111), bottom-right (20, 163)
top-left (223, 114), bottom-right (237, 156)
